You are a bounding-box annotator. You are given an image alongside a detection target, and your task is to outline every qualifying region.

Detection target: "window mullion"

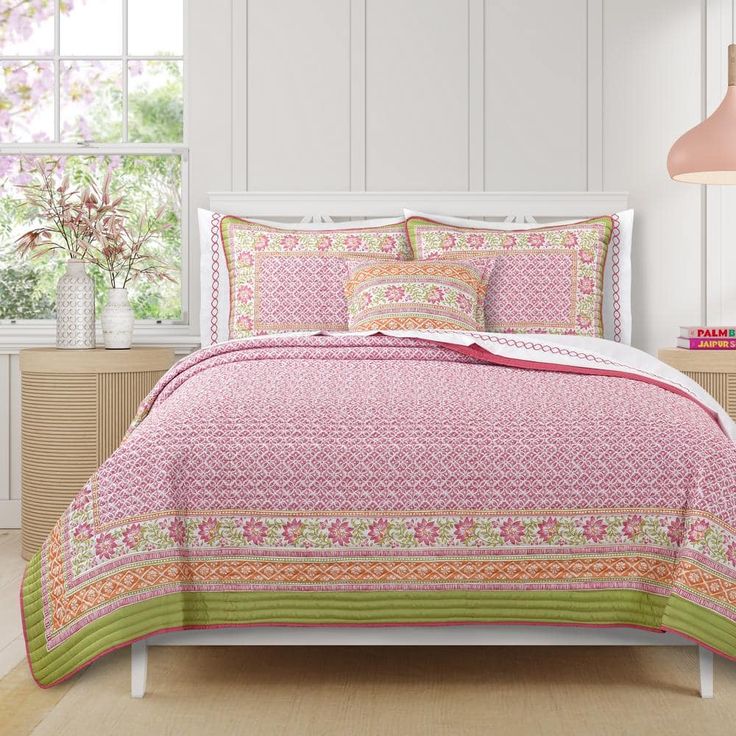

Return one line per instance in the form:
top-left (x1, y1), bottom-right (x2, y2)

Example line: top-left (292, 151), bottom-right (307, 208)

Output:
top-left (122, 0), bottom-right (129, 142)
top-left (54, 0), bottom-right (60, 141)
top-left (0, 56), bottom-right (183, 61)
top-left (0, 146), bottom-right (187, 155)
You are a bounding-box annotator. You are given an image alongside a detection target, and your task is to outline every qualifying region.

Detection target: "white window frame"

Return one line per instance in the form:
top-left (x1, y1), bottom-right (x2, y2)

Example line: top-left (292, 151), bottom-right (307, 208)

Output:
top-left (0, 0), bottom-right (194, 350)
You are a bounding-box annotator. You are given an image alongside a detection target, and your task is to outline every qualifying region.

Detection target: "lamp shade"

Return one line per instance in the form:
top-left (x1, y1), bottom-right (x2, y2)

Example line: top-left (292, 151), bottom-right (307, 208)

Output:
top-left (668, 44), bottom-right (736, 184)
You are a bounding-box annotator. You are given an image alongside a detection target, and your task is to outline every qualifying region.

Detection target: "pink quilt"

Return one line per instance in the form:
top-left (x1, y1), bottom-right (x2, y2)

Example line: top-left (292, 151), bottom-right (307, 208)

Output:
top-left (22, 332), bottom-right (736, 686)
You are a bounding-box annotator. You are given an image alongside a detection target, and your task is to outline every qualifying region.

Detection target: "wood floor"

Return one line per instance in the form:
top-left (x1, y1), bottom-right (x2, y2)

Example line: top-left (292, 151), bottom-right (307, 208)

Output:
top-left (0, 530), bottom-right (26, 680)
top-left (5, 528), bottom-right (736, 736)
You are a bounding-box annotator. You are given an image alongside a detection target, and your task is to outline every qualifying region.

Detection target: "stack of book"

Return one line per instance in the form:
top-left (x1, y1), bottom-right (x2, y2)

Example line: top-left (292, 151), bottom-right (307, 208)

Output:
top-left (677, 327), bottom-right (736, 350)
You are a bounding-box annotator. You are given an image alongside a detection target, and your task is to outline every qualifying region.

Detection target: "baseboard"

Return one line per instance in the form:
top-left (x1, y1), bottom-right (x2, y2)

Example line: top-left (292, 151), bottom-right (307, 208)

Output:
top-left (0, 500), bottom-right (20, 528)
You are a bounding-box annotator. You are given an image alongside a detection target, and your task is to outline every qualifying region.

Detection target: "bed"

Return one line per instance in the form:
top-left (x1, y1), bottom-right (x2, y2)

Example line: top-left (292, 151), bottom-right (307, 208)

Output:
top-left (21, 192), bottom-right (736, 699)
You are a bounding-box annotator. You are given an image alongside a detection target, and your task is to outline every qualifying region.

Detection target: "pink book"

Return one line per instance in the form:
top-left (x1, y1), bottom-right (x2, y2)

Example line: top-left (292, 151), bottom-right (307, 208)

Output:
top-left (677, 337), bottom-right (736, 350)
top-left (680, 326), bottom-right (736, 338)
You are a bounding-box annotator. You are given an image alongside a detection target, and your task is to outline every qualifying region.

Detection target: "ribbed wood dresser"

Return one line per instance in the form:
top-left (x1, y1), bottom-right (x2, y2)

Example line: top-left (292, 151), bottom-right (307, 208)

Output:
top-left (658, 348), bottom-right (736, 422)
top-left (20, 347), bottom-right (175, 560)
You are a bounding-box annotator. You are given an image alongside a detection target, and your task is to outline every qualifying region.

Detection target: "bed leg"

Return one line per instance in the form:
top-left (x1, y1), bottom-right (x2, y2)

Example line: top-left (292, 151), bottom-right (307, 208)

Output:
top-left (131, 641), bottom-right (148, 698)
top-left (698, 647), bottom-right (714, 699)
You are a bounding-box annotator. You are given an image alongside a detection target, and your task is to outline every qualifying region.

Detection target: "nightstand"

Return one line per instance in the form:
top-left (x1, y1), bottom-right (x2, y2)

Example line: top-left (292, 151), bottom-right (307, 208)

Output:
top-left (658, 348), bottom-right (736, 422)
top-left (19, 347), bottom-right (175, 560)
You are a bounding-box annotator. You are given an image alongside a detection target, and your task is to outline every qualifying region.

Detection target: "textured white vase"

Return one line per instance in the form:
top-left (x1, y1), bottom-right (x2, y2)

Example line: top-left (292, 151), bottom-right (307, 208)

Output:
top-left (101, 288), bottom-right (135, 349)
top-left (56, 259), bottom-right (95, 349)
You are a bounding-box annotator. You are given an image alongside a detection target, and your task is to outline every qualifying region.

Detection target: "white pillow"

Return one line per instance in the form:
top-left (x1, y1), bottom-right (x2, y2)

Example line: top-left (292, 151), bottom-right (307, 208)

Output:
top-left (404, 209), bottom-right (634, 344)
top-left (197, 209), bottom-right (408, 346)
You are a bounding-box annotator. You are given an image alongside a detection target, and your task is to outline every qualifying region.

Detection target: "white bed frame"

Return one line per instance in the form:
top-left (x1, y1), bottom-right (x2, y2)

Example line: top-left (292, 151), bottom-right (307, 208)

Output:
top-left (131, 191), bottom-right (716, 699)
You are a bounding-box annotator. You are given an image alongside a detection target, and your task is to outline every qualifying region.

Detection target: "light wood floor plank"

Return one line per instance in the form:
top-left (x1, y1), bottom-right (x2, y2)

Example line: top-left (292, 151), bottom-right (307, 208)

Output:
top-left (0, 653), bottom-right (72, 736)
top-left (0, 530), bottom-right (23, 590)
top-left (0, 531), bottom-right (24, 666)
top-left (0, 576), bottom-right (24, 653)
top-left (0, 637), bottom-right (26, 679)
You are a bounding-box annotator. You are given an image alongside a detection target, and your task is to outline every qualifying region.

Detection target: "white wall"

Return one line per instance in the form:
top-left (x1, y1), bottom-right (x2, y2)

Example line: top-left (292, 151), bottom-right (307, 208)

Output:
top-left (188, 0), bottom-right (725, 354)
top-left (0, 0), bottom-right (728, 527)
top-left (603, 0), bottom-right (705, 352)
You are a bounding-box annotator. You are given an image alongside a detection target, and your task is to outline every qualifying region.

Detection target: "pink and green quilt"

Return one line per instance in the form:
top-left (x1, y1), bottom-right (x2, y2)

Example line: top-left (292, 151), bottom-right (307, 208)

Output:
top-left (21, 332), bottom-right (736, 686)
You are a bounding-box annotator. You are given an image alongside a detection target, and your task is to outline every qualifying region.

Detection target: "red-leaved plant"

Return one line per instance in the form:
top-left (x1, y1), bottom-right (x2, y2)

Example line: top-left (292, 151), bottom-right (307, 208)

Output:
top-left (87, 202), bottom-right (174, 289)
top-left (15, 157), bottom-right (173, 289)
top-left (15, 158), bottom-right (119, 260)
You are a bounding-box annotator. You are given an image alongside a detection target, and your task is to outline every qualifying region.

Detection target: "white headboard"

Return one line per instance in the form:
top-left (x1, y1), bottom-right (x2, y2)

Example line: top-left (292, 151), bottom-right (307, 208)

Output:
top-left (207, 191), bottom-right (628, 221)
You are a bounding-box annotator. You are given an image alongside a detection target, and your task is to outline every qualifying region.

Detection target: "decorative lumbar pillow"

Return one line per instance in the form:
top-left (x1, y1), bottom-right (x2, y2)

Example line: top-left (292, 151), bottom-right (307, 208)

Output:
top-left (198, 210), bottom-right (411, 343)
top-left (405, 209), bottom-right (633, 343)
top-left (404, 212), bottom-right (614, 338)
top-left (344, 259), bottom-right (492, 332)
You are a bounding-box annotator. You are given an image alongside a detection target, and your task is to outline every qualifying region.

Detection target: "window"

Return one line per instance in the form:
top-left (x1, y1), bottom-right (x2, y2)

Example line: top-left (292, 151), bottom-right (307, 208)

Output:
top-left (0, 0), bottom-right (185, 323)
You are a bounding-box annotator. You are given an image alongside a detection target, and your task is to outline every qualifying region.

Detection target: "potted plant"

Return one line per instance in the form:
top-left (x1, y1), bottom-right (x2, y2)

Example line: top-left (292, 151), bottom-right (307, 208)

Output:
top-left (88, 203), bottom-right (173, 349)
top-left (15, 158), bottom-right (118, 349)
top-left (15, 157), bottom-right (172, 350)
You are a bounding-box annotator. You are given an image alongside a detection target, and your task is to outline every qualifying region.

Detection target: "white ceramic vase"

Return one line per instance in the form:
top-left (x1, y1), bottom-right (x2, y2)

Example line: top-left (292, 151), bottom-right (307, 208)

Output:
top-left (101, 287), bottom-right (135, 349)
top-left (56, 259), bottom-right (95, 349)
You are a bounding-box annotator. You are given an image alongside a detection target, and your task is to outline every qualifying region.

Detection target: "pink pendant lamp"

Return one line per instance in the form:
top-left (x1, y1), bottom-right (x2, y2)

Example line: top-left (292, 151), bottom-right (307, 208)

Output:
top-left (668, 43), bottom-right (736, 184)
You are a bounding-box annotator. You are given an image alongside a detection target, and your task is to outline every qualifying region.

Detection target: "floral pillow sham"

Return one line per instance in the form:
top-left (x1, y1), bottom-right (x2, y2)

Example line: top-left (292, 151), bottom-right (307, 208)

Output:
top-left (405, 209), bottom-right (633, 342)
top-left (404, 212), bottom-right (614, 338)
top-left (344, 259), bottom-right (492, 333)
top-left (198, 209), bottom-right (412, 343)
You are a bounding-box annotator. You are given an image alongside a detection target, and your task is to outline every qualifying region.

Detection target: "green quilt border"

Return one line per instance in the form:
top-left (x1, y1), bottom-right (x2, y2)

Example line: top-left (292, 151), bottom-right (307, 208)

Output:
top-left (22, 549), bottom-right (736, 687)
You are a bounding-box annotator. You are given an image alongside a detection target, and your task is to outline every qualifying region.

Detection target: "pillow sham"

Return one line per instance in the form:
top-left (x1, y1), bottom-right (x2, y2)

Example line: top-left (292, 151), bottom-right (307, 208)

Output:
top-left (198, 209), bottom-right (411, 343)
top-left (404, 209), bottom-right (634, 343)
top-left (344, 259), bottom-right (492, 332)
top-left (404, 212), bottom-right (615, 339)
